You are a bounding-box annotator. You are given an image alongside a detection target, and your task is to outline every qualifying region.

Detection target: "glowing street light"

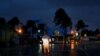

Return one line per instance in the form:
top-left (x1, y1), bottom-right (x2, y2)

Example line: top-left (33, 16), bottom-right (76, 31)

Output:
top-left (38, 29), bottom-right (41, 33)
top-left (70, 30), bottom-right (78, 36)
top-left (18, 29), bottom-right (22, 34)
top-left (75, 32), bottom-right (78, 36)
top-left (16, 27), bottom-right (23, 34)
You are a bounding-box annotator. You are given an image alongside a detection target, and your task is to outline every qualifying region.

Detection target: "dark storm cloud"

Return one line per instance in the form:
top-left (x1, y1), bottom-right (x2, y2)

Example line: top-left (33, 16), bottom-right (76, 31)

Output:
top-left (0, 0), bottom-right (100, 30)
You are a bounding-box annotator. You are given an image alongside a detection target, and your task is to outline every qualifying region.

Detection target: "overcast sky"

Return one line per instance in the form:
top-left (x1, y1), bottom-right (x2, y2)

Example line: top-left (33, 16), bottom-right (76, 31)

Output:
top-left (0, 0), bottom-right (100, 31)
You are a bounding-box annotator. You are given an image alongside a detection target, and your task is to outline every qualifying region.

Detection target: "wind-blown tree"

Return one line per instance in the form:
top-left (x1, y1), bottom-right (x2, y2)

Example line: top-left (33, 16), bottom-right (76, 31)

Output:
top-left (75, 20), bottom-right (88, 31)
top-left (26, 20), bottom-right (37, 34)
top-left (6, 17), bottom-right (20, 44)
top-left (0, 17), bottom-right (6, 29)
top-left (0, 17), bottom-right (6, 42)
top-left (75, 20), bottom-right (88, 37)
top-left (54, 8), bottom-right (72, 36)
top-left (7, 17), bottom-right (20, 30)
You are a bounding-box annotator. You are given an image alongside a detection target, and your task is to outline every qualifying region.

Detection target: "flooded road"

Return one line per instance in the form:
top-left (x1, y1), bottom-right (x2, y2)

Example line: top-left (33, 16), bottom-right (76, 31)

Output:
top-left (0, 41), bottom-right (100, 56)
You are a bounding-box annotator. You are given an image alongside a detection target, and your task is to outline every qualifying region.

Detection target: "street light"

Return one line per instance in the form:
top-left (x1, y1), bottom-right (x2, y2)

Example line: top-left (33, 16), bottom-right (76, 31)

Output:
top-left (18, 29), bottom-right (22, 34)
top-left (75, 32), bottom-right (78, 36)
top-left (38, 29), bottom-right (41, 33)
top-left (16, 27), bottom-right (23, 34)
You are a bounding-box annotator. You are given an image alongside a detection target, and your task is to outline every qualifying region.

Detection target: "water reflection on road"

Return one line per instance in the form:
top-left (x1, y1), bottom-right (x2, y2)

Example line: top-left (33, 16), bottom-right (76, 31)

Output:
top-left (0, 42), bottom-right (77, 56)
top-left (39, 42), bottom-right (71, 56)
top-left (69, 49), bottom-right (77, 56)
top-left (0, 41), bottom-right (100, 56)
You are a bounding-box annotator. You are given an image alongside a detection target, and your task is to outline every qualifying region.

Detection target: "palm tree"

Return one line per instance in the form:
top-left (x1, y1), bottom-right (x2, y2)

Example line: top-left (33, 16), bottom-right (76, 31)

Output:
top-left (54, 8), bottom-right (72, 36)
top-left (75, 20), bottom-right (88, 31)
top-left (75, 20), bottom-right (88, 37)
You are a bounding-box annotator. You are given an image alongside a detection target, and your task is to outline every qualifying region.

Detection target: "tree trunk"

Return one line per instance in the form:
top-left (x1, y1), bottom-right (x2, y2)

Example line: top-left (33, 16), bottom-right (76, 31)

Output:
top-left (63, 28), bottom-right (67, 44)
top-left (63, 28), bottom-right (67, 36)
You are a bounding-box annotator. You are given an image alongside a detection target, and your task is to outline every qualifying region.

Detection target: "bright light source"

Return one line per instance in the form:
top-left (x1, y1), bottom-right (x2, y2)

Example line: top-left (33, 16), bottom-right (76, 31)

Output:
top-left (18, 29), bottom-right (22, 33)
top-left (42, 38), bottom-right (49, 46)
top-left (38, 29), bottom-right (41, 33)
top-left (75, 32), bottom-right (78, 36)
top-left (42, 37), bottom-right (50, 54)
top-left (16, 28), bottom-right (22, 34)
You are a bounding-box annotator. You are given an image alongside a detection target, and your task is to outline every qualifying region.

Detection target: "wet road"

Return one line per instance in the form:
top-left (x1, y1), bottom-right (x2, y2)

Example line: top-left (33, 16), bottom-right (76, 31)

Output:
top-left (0, 41), bottom-right (100, 56)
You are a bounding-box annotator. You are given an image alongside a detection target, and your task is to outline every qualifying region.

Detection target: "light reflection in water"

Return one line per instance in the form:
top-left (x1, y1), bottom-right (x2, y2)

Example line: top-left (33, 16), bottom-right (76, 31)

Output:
top-left (70, 49), bottom-right (77, 56)
top-left (39, 44), bottom-right (42, 53)
top-left (71, 40), bottom-right (75, 49)
top-left (50, 43), bottom-right (54, 49)
top-left (70, 40), bottom-right (77, 56)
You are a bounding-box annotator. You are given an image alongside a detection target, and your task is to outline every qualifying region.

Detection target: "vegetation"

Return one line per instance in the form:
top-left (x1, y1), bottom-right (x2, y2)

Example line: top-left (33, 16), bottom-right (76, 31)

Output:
top-left (0, 8), bottom-right (99, 44)
top-left (54, 8), bottom-right (72, 35)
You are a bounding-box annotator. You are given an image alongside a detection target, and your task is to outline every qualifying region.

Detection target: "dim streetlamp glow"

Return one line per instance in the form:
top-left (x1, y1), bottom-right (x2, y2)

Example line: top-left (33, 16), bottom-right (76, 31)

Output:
top-left (84, 34), bottom-right (87, 37)
top-left (71, 30), bottom-right (74, 34)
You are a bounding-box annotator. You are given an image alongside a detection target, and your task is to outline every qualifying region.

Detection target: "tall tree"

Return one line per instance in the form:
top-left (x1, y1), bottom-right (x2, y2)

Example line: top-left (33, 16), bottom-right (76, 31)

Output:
top-left (7, 16), bottom-right (20, 29)
top-left (26, 20), bottom-right (37, 34)
top-left (75, 19), bottom-right (88, 37)
top-left (0, 17), bottom-right (6, 29)
top-left (54, 8), bottom-right (72, 35)
top-left (75, 20), bottom-right (88, 31)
